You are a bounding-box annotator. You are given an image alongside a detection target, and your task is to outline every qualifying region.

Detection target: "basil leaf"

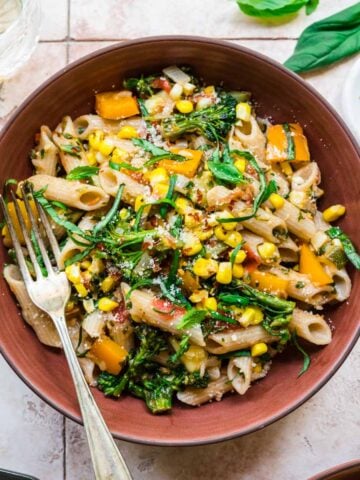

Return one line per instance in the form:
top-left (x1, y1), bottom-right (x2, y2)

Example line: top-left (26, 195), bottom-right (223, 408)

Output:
top-left (283, 123), bottom-right (295, 161)
top-left (176, 309), bottom-right (207, 330)
top-left (60, 144), bottom-right (82, 158)
top-left (305, 0), bottom-right (319, 15)
top-left (132, 138), bottom-right (185, 162)
top-left (66, 166), bottom-right (99, 180)
top-left (292, 332), bottom-right (311, 376)
top-left (230, 242), bottom-right (245, 266)
top-left (262, 179), bottom-right (278, 203)
top-left (168, 334), bottom-right (190, 365)
top-left (218, 349), bottom-right (251, 360)
top-left (208, 310), bottom-right (238, 325)
top-left (284, 3), bottom-right (360, 73)
top-left (109, 161), bottom-right (141, 172)
top-left (160, 174), bottom-right (177, 218)
top-left (208, 161), bottom-right (245, 185)
top-left (236, 0), bottom-right (311, 18)
top-left (326, 226), bottom-right (360, 270)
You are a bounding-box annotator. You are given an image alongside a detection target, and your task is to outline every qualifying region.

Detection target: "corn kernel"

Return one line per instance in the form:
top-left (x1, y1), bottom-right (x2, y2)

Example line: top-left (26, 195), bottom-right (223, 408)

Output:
top-left (169, 83), bottom-right (183, 101)
top-left (234, 158), bottom-right (246, 173)
top-left (176, 100), bottom-right (194, 114)
top-left (281, 161), bottom-right (293, 176)
top-left (289, 191), bottom-right (307, 209)
top-left (152, 183), bottom-right (169, 199)
top-left (101, 276), bottom-right (116, 293)
top-left (189, 289), bottom-right (208, 303)
top-left (231, 249), bottom-right (247, 264)
top-left (232, 264), bottom-right (244, 278)
top-left (112, 147), bottom-right (130, 163)
top-left (181, 346), bottom-right (208, 373)
top-left (98, 297), bottom-right (119, 312)
top-left (88, 130), bottom-right (103, 150)
top-left (80, 260), bottom-right (91, 270)
top-left (183, 239), bottom-right (203, 256)
top-left (89, 258), bottom-right (104, 274)
top-left (269, 193), bottom-right (285, 209)
top-left (216, 262), bottom-right (232, 284)
top-left (322, 204), bottom-right (346, 223)
top-left (117, 125), bottom-right (139, 139)
top-left (203, 297), bottom-right (217, 311)
top-left (119, 208), bottom-right (130, 220)
top-left (240, 307), bottom-right (264, 327)
top-left (98, 138), bottom-right (114, 157)
top-left (86, 150), bottom-right (97, 166)
top-left (146, 167), bottom-right (169, 186)
top-left (195, 228), bottom-right (214, 241)
top-left (74, 283), bottom-right (88, 298)
top-left (184, 210), bottom-right (200, 229)
top-left (183, 82), bottom-right (196, 95)
top-left (214, 225), bottom-right (227, 241)
top-left (224, 231), bottom-right (243, 248)
top-left (135, 195), bottom-right (146, 212)
top-left (175, 197), bottom-right (193, 215)
top-left (193, 258), bottom-right (218, 278)
top-left (216, 211), bottom-right (237, 231)
top-left (236, 102), bottom-right (252, 122)
top-left (65, 264), bottom-right (81, 284)
top-left (257, 242), bottom-right (277, 260)
top-left (251, 342), bottom-right (268, 357)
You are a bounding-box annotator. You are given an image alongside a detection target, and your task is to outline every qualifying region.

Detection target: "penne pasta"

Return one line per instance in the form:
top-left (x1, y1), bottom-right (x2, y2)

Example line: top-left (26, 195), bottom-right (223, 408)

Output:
top-left (290, 308), bottom-right (332, 345)
top-left (31, 125), bottom-right (59, 176)
top-left (53, 116), bottom-right (88, 173)
top-left (227, 356), bottom-right (252, 395)
top-left (27, 174), bottom-right (110, 211)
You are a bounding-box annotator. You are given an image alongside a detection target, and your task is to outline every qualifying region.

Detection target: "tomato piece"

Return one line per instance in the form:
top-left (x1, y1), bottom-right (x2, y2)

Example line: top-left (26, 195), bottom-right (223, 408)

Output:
top-left (152, 77), bottom-right (171, 93)
top-left (243, 244), bottom-right (261, 273)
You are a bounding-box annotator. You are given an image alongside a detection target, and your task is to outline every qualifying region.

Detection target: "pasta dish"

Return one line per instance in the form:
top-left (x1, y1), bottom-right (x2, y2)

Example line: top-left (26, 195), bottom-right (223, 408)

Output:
top-left (3, 66), bottom-right (359, 413)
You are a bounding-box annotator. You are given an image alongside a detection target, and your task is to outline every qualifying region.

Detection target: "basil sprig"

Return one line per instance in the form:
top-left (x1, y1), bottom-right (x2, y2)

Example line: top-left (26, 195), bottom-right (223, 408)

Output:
top-left (326, 226), bottom-right (360, 270)
top-left (208, 146), bottom-right (246, 185)
top-left (284, 3), bottom-right (360, 73)
top-left (66, 166), bottom-right (99, 180)
top-left (236, 0), bottom-right (319, 18)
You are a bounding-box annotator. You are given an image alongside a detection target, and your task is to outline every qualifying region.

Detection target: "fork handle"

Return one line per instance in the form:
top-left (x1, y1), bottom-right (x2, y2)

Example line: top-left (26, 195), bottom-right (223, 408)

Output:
top-left (53, 316), bottom-right (132, 480)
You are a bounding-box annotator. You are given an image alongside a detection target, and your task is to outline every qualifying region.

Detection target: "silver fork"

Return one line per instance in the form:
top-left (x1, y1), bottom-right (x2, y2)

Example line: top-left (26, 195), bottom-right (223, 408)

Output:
top-left (0, 184), bottom-right (132, 480)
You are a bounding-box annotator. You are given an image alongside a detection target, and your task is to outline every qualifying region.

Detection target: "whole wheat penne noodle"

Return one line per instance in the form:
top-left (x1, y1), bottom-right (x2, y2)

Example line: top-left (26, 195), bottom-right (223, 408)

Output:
top-left (58, 213), bottom-right (96, 268)
top-left (227, 356), bottom-right (252, 395)
top-left (177, 373), bottom-right (233, 406)
top-left (206, 325), bottom-right (278, 355)
top-left (327, 267), bottom-right (351, 302)
top-left (278, 236), bottom-right (299, 263)
top-left (79, 358), bottom-right (97, 386)
top-left (266, 169), bottom-right (290, 197)
top-left (122, 284), bottom-right (205, 346)
top-left (232, 201), bottom-right (287, 243)
top-left (53, 116), bottom-right (88, 173)
top-left (27, 174), bottom-right (110, 211)
top-left (241, 230), bottom-right (265, 251)
top-left (291, 162), bottom-right (321, 193)
top-left (274, 199), bottom-right (317, 240)
top-left (4, 265), bottom-right (61, 348)
top-left (229, 117), bottom-right (266, 163)
top-left (290, 308), bottom-right (332, 345)
top-left (269, 267), bottom-right (334, 307)
top-left (99, 166), bottom-right (150, 205)
top-left (32, 126), bottom-right (59, 176)
top-left (73, 114), bottom-right (125, 139)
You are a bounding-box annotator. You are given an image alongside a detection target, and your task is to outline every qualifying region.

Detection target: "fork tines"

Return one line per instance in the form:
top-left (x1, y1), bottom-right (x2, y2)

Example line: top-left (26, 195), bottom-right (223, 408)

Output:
top-left (0, 183), bottom-right (61, 283)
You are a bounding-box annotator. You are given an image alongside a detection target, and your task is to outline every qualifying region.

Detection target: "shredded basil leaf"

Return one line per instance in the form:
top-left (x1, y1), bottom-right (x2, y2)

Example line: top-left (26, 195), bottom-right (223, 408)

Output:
top-left (292, 332), bottom-right (311, 376)
top-left (93, 184), bottom-right (124, 237)
top-left (283, 123), bottom-right (295, 161)
top-left (326, 226), bottom-right (360, 270)
top-left (66, 166), bottom-right (99, 180)
top-left (176, 309), bottom-right (207, 330)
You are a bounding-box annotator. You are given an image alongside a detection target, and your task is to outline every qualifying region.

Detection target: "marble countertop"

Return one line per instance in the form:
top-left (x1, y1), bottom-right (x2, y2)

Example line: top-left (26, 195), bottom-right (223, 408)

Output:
top-left (0, 1), bottom-right (359, 479)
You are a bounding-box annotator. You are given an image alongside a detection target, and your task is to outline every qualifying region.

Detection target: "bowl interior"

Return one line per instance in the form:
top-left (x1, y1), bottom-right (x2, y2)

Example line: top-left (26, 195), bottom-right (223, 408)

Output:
top-left (0, 38), bottom-right (359, 445)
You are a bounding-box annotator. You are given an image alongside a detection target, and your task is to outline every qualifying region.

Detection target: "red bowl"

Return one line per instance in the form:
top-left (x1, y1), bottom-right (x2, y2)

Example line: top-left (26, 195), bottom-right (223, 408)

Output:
top-left (0, 37), bottom-right (359, 446)
top-left (308, 460), bottom-right (360, 480)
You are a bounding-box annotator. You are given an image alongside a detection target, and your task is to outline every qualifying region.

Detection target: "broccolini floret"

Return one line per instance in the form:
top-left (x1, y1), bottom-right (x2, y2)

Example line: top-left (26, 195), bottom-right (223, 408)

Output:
top-left (162, 93), bottom-right (237, 142)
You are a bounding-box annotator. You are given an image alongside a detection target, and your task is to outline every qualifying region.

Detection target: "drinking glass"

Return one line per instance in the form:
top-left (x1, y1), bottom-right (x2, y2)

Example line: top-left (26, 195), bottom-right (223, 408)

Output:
top-left (0, 0), bottom-right (41, 80)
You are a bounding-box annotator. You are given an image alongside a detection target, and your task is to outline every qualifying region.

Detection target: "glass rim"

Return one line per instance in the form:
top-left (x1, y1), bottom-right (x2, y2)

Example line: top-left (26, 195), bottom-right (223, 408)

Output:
top-left (0, 0), bottom-right (40, 38)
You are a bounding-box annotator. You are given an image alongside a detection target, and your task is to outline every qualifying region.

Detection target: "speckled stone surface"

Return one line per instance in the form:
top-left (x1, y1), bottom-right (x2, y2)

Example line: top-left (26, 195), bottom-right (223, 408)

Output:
top-left (0, 1), bottom-right (359, 479)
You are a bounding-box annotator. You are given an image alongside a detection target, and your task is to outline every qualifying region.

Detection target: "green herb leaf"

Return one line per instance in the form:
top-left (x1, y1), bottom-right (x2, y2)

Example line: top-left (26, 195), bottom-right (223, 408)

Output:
top-left (326, 226), bottom-right (360, 270)
top-left (132, 138), bottom-right (185, 162)
top-left (208, 161), bottom-right (245, 185)
top-left (283, 123), bottom-right (295, 161)
top-left (284, 3), bottom-right (360, 73)
top-left (230, 243), bottom-right (245, 267)
top-left (292, 332), bottom-right (311, 376)
top-left (93, 184), bottom-right (124, 237)
top-left (236, 0), bottom-right (314, 18)
top-left (218, 292), bottom-right (251, 307)
top-left (305, 0), bottom-right (319, 15)
top-left (176, 309), bottom-right (207, 330)
top-left (208, 310), bottom-right (238, 325)
top-left (218, 349), bottom-right (251, 360)
top-left (160, 174), bottom-right (177, 218)
top-left (66, 166), bottom-right (99, 180)
top-left (168, 335), bottom-right (190, 365)
top-left (60, 144), bottom-right (82, 158)
top-left (109, 161), bottom-right (141, 172)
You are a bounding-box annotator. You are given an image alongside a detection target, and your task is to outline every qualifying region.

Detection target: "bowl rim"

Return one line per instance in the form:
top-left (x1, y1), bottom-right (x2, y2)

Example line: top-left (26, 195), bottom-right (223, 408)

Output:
top-left (0, 35), bottom-right (359, 446)
top-left (308, 459), bottom-right (360, 480)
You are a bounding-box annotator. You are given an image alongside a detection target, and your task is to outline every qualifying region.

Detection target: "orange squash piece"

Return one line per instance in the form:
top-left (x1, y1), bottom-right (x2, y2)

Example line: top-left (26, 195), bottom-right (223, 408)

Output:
top-left (95, 92), bottom-right (139, 120)
top-left (250, 270), bottom-right (289, 297)
top-left (158, 148), bottom-right (203, 178)
top-left (299, 244), bottom-right (333, 286)
top-left (266, 123), bottom-right (310, 163)
top-left (90, 335), bottom-right (128, 375)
